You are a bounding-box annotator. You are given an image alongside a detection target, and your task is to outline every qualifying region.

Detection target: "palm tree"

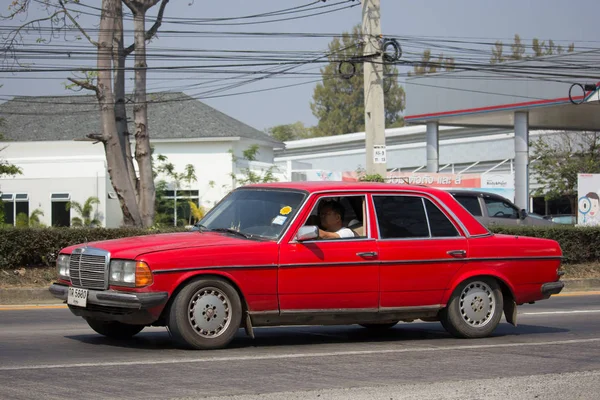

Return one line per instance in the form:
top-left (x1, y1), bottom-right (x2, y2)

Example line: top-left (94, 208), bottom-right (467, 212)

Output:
top-left (67, 196), bottom-right (102, 227)
top-left (29, 208), bottom-right (45, 227)
top-left (14, 208), bottom-right (45, 227)
top-left (188, 201), bottom-right (205, 226)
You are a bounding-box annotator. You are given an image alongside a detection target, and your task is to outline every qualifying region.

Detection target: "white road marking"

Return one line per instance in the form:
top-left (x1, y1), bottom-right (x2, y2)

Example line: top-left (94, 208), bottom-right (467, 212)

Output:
top-left (521, 310), bottom-right (600, 315)
top-left (1, 337), bottom-right (599, 371)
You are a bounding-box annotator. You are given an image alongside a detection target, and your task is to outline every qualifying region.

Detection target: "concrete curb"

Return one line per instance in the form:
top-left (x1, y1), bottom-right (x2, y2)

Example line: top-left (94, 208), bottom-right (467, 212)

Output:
top-left (1, 279), bottom-right (599, 306)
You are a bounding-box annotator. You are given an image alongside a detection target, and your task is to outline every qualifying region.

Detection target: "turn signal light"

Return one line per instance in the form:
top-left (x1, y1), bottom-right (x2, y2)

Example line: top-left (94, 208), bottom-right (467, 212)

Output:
top-left (135, 261), bottom-right (153, 287)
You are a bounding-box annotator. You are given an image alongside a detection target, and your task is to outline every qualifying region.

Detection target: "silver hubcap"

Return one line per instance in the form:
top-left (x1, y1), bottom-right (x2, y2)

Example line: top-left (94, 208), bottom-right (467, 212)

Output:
top-left (188, 287), bottom-right (231, 338)
top-left (459, 281), bottom-right (495, 327)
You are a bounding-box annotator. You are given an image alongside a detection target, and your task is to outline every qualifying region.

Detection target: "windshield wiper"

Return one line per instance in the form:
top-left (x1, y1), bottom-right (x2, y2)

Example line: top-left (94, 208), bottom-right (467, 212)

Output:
top-left (194, 224), bottom-right (209, 232)
top-left (210, 228), bottom-right (251, 239)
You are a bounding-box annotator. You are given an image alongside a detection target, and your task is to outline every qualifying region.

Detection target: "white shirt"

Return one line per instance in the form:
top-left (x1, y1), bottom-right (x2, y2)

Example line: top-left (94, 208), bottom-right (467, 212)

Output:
top-left (336, 227), bottom-right (356, 238)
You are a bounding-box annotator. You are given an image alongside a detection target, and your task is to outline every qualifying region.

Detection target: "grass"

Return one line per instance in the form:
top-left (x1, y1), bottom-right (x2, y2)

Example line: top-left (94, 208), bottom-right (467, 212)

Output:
top-left (0, 267), bottom-right (57, 288)
top-left (560, 262), bottom-right (600, 280)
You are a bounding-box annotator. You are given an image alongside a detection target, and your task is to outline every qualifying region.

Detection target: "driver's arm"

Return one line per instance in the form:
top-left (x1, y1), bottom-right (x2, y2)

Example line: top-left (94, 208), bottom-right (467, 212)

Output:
top-left (318, 229), bottom-right (341, 239)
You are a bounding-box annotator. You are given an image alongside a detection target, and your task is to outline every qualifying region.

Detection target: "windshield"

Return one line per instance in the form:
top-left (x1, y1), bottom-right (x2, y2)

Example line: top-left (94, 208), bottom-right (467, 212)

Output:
top-left (198, 188), bottom-right (306, 240)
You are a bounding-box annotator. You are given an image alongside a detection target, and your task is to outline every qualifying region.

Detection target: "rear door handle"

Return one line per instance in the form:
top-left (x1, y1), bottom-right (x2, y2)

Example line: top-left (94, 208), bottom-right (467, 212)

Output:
top-left (447, 250), bottom-right (467, 258)
top-left (356, 251), bottom-right (378, 258)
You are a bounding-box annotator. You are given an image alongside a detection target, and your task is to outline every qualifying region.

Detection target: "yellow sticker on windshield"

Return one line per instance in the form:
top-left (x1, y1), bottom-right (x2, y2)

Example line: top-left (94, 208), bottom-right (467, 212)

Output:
top-left (280, 206), bottom-right (292, 215)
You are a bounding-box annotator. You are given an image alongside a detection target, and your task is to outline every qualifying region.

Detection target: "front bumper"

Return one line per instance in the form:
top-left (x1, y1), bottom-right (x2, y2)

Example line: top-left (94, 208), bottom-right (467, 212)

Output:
top-left (49, 283), bottom-right (169, 325)
top-left (541, 281), bottom-right (565, 299)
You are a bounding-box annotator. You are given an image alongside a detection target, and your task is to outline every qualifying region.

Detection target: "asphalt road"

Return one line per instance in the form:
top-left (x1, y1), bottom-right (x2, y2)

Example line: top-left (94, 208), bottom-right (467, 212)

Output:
top-left (1, 294), bottom-right (599, 400)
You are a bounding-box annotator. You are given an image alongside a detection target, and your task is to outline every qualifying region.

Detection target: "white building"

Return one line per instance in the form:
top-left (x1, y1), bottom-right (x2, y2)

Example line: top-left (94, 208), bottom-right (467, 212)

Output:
top-left (274, 125), bottom-right (575, 215)
top-left (0, 92), bottom-right (282, 227)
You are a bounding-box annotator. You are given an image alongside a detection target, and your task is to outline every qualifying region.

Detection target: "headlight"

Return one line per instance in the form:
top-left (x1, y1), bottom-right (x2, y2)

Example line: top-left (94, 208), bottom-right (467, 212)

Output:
top-left (109, 260), bottom-right (153, 288)
top-left (57, 254), bottom-right (70, 280)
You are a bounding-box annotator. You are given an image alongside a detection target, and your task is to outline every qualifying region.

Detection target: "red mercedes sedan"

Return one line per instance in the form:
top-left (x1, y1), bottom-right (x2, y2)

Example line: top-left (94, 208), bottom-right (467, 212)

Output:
top-left (50, 182), bottom-right (564, 349)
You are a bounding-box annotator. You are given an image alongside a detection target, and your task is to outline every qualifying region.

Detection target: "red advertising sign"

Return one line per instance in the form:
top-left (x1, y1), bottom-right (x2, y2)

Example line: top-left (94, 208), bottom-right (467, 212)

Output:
top-left (342, 171), bottom-right (482, 188)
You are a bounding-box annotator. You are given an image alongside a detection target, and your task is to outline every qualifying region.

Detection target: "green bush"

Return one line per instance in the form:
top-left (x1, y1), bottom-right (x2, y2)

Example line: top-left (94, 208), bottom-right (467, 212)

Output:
top-left (359, 174), bottom-right (386, 182)
top-left (1, 225), bottom-right (599, 269)
top-left (0, 227), bottom-right (187, 269)
top-left (489, 225), bottom-right (600, 264)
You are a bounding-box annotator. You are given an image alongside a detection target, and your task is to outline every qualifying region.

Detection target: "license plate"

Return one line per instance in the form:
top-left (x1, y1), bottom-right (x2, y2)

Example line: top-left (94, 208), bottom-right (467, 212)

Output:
top-left (67, 287), bottom-right (88, 308)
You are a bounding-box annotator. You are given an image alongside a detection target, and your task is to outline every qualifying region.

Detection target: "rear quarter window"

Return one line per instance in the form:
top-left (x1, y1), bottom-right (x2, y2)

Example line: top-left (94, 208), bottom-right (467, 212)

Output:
top-left (424, 200), bottom-right (460, 237)
top-left (453, 194), bottom-right (483, 216)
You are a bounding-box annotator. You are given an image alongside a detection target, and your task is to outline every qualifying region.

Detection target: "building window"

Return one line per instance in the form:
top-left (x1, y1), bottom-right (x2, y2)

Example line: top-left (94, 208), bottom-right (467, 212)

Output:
top-left (157, 189), bottom-right (200, 227)
top-left (1, 193), bottom-right (29, 226)
top-left (51, 193), bottom-right (71, 227)
top-left (2, 194), bottom-right (14, 225)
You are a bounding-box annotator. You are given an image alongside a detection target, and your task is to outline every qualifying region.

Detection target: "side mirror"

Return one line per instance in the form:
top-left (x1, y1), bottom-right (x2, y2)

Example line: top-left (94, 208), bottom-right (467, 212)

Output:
top-left (519, 209), bottom-right (528, 219)
top-left (296, 225), bottom-right (319, 241)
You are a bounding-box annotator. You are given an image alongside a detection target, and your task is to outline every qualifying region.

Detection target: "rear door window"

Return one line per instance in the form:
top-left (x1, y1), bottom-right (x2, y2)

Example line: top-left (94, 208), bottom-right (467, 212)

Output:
top-left (373, 196), bottom-right (429, 239)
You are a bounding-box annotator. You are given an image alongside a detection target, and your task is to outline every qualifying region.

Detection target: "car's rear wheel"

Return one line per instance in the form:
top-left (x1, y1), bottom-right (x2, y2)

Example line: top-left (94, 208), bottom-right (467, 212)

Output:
top-left (440, 277), bottom-right (503, 338)
top-left (359, 322), bottom-right (398, 332)
top-left (168, 277), bottom-right (242, 350)
top-left (85, 319), bottom-right (145, 339)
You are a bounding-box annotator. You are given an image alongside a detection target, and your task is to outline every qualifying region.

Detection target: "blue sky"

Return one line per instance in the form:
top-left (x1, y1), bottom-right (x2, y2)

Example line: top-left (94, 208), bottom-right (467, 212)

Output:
top-left (1, 0), bottom-right (599, 131)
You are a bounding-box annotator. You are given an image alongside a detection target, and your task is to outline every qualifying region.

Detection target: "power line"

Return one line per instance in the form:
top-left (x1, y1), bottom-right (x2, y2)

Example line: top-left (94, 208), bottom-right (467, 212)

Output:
top-left (25, 0), bottom-right (359, 27)
top-left (2, 4), bottom-right (600, 113)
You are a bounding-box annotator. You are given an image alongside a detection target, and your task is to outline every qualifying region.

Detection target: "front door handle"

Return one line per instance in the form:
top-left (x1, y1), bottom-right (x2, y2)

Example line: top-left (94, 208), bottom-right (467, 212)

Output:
top-left (447, 250), bottom-right (467, 258)
top-left (357, 251), bottom-right (378, 258)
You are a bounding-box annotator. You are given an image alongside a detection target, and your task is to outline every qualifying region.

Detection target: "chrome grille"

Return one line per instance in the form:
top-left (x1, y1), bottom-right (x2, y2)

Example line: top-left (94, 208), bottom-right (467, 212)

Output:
top-left (69, 247), bottom-right (110, 290)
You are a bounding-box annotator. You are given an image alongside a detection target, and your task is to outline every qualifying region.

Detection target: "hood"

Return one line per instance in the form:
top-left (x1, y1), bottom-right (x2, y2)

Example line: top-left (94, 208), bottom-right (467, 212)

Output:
top-left (61, 231), bottom-right (252, 259)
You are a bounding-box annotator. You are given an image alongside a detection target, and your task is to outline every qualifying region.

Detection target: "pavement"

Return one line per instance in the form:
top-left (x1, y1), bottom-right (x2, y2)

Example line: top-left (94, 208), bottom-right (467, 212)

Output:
top-left (1, 294), bottom-right (599, 399)
top-left (1, 278), bottom-right (599, 306)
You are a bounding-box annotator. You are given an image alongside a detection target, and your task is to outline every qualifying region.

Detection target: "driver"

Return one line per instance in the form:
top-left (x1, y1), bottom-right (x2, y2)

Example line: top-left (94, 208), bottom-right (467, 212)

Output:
top-left (317, 201), bottom-right (355, 239)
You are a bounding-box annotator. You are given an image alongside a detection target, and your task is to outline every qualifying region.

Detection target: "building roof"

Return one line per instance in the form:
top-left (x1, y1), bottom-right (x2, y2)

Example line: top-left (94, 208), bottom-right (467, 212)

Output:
top-left (404, 50), bottom-right (600, 130)
top-left (0, 92), bottom-right (282, 146)
top-left (275, 124), bottom-right (509, 159)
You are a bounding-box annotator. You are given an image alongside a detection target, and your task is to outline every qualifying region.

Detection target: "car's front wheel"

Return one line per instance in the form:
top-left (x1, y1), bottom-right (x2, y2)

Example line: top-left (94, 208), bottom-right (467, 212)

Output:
top-left (168, 277), bottom-right (242, 350)
top-left (440, 277), bottom-right (503, 338)
top-left (85, 319), bottom-right (145, 339)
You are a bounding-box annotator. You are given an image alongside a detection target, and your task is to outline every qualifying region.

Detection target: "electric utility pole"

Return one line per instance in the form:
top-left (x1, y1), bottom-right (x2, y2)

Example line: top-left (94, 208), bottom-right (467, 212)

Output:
top-left (362, 0), bottom-right (387, 177)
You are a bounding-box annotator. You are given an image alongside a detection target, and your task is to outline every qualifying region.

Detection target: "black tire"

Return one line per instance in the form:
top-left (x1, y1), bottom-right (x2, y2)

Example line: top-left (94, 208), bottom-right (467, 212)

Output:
top-left (168, 277), bottom-right (242, 350)
top-left (440, 277), bottom-right (503, 338)
top-left (359, 321), bottom-right (398, 332)
top-left (85, 319), bottom-right (145, 339)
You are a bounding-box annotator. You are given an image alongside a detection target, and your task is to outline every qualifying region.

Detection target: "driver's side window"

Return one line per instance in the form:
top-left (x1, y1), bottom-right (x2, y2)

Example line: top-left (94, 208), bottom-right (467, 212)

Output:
top-left (303, 195), bottom-right (368, 239)
top-left (484, 197), bottom-right (518, 219)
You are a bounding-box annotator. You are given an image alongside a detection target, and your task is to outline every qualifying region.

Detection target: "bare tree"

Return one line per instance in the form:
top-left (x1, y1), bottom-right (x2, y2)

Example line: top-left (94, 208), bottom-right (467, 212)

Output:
top-left (1, 0), bottom-right (170, 227)
top-left (121, 0), bottom-right (165, 227)
top-left (94, 0), bottom-right (142, 225)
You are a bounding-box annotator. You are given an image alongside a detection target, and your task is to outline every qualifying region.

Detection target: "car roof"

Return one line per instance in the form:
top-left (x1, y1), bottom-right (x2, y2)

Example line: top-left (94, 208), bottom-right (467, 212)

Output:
top-left (446, 189), bottom-right (509, 200)
top-left (244, 181), bottom-right (446, 194)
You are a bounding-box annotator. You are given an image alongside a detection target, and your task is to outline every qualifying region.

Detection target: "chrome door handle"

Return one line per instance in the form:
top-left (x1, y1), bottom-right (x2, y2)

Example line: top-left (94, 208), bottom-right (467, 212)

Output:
top-left (447, 250), bottom-right (467, 258)
top-left (356, 251), bottom-right (378, 258)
